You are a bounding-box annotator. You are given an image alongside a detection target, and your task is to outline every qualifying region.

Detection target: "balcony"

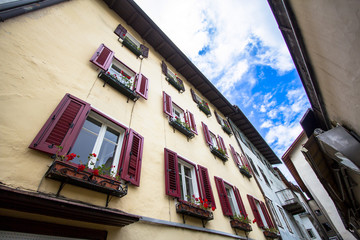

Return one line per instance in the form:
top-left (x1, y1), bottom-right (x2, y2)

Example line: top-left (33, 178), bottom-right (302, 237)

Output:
top-left (276, 189), bottom-right (305, 214)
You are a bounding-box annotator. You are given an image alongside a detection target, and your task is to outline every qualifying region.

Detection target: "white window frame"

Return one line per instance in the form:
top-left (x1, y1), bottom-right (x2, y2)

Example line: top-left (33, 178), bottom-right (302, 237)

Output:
top-left (178, 158), bottom-right (200, 202)
top-left (255, 200), bottom-right (269, 228)
top-left (209, 132), bottom-right (219, 149)
top-left (107, 59), bottom-right (136, 89)
top-left (73, 111), bottom-right (126, 177)
top-left (172, 103), bottom-right (186, 123)
top-left (224, 184), bottom-right (241, 216)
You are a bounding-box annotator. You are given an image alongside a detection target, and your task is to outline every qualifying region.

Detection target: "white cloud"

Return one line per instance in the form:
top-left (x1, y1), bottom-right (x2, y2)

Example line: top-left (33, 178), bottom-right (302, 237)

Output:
top-left (260, 120), bottom-right (273, 129)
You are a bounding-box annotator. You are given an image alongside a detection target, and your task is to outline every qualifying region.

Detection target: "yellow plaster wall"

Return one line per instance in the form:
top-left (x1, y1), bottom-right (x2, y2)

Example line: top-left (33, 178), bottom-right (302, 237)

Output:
top-left (0, 1), bottom-right (267, 239)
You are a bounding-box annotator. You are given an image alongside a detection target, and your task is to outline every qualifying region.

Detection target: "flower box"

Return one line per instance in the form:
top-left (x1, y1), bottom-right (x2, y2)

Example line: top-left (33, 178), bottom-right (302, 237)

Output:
top-left (210, 147), bottom-right (228, 162)
top-left (263, 230), bottom-right (280, 239)
top-left (169, 118), bottom-right (194, 139)
top-left (166, 76), bottom-right (184, 92)
top-left (122, 37), bottom-right (142, 57)
top-left (222, 124), bottom-right (232, 135)
top-left (240, 168), bottom-right (252, 178)
top-left (198, 103), bottom-right (211, 117)
top-left (176, 201), bottom-right (213, 221)
top-left (230, 220), bottom-right (252, 232)
top-left (45, 160), bottom-right (127, 197)
top-left (98, 71), bottom-right (139, 101)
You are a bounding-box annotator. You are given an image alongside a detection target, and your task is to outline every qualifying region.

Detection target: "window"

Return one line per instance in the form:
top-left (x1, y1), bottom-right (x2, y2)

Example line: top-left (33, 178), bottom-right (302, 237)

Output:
top-left (259, 168), bottom-right (271, 187)
top-left (202, 122), bottom-right (228, 161)
top-left (307, 229), bottom-right (315, 238)
top-left (246, 155), bottom-right (259, 176)
top-left (114, 24), bottom-right (149, 58)
top-left (190, 89), bottom-right (211, 117)
top-left (29, 94), bottom-right (144, 186)
top-left (214, 176), bottom-right (247, 218)
top-left (247, 195), bottom-right (274, 229)
top-left (178, 158), bottom-right (200, 202)
top-left (164, 148), bottom-right (216, 208)
top-left (229, 144), bottom-right (251, 169)
top-left (90, 44), bottom-right (149, 100)
top-left (278, 206), bottom-right (293, 233)
top-left (214, 110), bottom-right (232, 135)
top-left (163, 91), bottom-right (197, 137)
top-left (266, 198), bottom-right (283, 228)
top-left (161, 61), bottom-right (185, 92)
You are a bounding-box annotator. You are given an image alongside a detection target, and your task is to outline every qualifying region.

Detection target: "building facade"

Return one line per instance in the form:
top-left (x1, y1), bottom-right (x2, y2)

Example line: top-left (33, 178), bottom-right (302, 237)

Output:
top-left (0, 1), bottom-right (290, 239)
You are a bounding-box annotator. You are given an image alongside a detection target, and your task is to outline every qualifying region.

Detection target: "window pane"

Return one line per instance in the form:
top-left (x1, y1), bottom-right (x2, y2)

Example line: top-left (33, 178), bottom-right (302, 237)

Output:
top-left (96, 139), bottom-right (117, 175)
top-left (83, 117), bottom-right (101, 134)
top-left (71, 129), bottom-right (97, 165)
top-left (185, 176), bottom-right (193, 201)
top-left (226, 188), bottom-right (236, 215)
top-left (104, 126), bottom-right (120, 143)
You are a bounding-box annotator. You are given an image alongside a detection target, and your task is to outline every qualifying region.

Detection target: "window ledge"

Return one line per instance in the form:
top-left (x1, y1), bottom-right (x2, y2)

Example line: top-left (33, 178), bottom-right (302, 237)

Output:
top-left (169, 119), bottom-right (195, 139)
top-left (221, 125), bottom-right (232, 135)
top-left (230, 219), bottom-right (252, 232)
top-left (98, 72), bottom-right (139, 101)
top-left (263, 230), bottom-right (280, 239)
top-left (198, 103), bottom-right (211, 117)
top-left (166, 76), bottom-right (184, 93)
top-left (240, 168), bottom-right (252, 179)
top-left (176, 201), bottom-right (213, 221)
top-left (45, 160), bottom-right (128, 197)
top-left (210, 147), bottom-right (228, 162)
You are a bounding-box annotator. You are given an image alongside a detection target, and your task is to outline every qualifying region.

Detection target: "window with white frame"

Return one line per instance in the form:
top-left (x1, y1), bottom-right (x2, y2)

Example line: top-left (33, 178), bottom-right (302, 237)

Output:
top-left (278, 206), bottom-right (293, 233)
top-left (256, 200), bottom-right (269, 228)
top-left (266, 198), bottom-right (283, 228)
top-left (210, 131), bottom-right (220, 149)
top-left (71, 112), bottom-right (125, 177)
top-left (107, 59), bottom-right (136, 90)
top-left (225, 184), bottom-right (241, 216)
top-left (178, 158), bottom-right (200, 202)
top-left (173, 103), bottom-right (186, 123)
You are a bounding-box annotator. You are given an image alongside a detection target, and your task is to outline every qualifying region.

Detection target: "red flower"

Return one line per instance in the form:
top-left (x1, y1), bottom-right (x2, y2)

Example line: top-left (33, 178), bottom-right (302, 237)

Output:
top-left (123, 34), bottom-right (126, 36)
top-left (200, 199), bottom-right (203, 204)
top-left (212, 206), bottom-right (216, 211)
top-left (205, 198), bottom-right (208, 202)
top-left (204, 203), bottom-right (208, 208)
top-left (93, 169), bottom-right (99, 176)
top-left (192, 195), bottom-right (195, 198)
top-left (195, 198), bottom-right (199, 201)
top-left (92, 153), bottom-right (97, 157)
top-left (78, 164), bottom-right (86, 172)
top-left (253, 219), bottom-right (257, 223)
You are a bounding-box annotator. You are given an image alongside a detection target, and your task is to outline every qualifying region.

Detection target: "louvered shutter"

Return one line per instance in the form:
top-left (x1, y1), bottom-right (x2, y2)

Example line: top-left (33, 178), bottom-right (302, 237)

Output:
top-left (214, 176), bottom-right (232, 216)
top-left (229, 144), bottom-right (240, 166)
top-left (163, 91), bottom-right (173, 117)
top-left (241, 154), bottom-right (252, 173)
top-left (140, 44), bottom-right (149, 58)
top-left (120, 129), bottom-right (144, 186)
top-left (218, 135), bottom-right (227, 155)
top-left (190, 89), bottom-right (199, 104)
top-left (90, 44), bottom-right (114, 71)
top-left (29, 94), bottom-right (90, 156)
top-left (201, 122), bottom-right (212, 146)
top-left (198, 165), bottom-right (216, 208)
top-left (186, 110), bottom-right (197, 134)
top-left (247, 195), bottom-right (264, 228)
top-left (214, 110), bottom-right (221, 124)
top-left (161, 61), bottom-right (168, 75)
top-left (260, 201), bottom-right (274, 228)
top-left (135, 73), bottom-right (149, 100)
top-left (164, 148), bottom-right (181, 198)
top-left (114, 24), bottom-right (127, 39)
top-left (233, 186), bottom-right (247, 217)
top-left (176, 77), bottom-right (185, 91)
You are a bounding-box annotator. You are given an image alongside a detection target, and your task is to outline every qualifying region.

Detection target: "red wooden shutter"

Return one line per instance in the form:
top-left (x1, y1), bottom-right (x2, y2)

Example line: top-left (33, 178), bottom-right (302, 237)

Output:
top-left (29, 94), bottom-right (90, 156)
top-left (214, 110), bottom-right (221, 124)
top-left (186, 110), bottom-right (197, 134)
top-left (89, 44), bottom-right (114, 71)
top-left (229, 144), bottom-right (240, 166)
top-left (163, 91), bottom-right (173, 117)
top-left (120, 129), bottom-right (144, 186)
top-left (247, 195), bottom-right (264, 228)
top-left (233, 186), bottom-right (247, 217)
top-left (190, 88), bottom-right (199, 103)
top-left (198, 165), bottom-right (216, 208)
top-left (214, 176), bottom-right (232, 216)
top-left (140, 44), bottom-right (149, 58)
top-left (114, 24), bottom-right (127, 39)
top-left (218, 135), bottom-right (227, 155)
top-left (241, 154), bottom-right (252, 173)
top-left (201, 122), bottom-right (212, 146)
top-left (161, 61), bottom-right (168, 75)
top-left (176, 77), bottom-right (185, 91)
top-left (260, 201), bottom-right (274, 228)
top-left (135, 73), bottom-right (149, 100)
top-left (164, 148), bottom-right (180, 198)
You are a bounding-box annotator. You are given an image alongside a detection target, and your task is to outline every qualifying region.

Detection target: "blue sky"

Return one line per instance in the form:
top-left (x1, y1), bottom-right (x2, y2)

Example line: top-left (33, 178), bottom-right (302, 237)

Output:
top-left (135, 0), bottom-right (310, 180)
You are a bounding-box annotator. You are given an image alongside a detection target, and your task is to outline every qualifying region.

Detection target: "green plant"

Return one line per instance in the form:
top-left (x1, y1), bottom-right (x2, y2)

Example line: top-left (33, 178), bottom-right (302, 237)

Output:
top-left (216, 147), bottom-right (226, 155)
top-left (174, 117), bottom-right (191, 131)
top-left (240, 165), bottom-right (250, 172)
top-left (263, 227), bottom-right (279, 233)
top-left (233, 213), bottom-right (251, 224)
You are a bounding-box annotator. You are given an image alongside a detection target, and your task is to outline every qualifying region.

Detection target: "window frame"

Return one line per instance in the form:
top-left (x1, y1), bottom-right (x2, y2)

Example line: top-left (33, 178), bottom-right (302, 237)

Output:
top-left (266, 198), bottom-right (283, 228)
top-left (114, 24), bottom-right (149, 58)
top-left (201, 122), bottom-right (228, 156)
top-left (177, 156), bottom-right (201, 202)
top-left (278, 206), bottom-right (293, 233)
top-left (247, 195), bottom-right (274, 229)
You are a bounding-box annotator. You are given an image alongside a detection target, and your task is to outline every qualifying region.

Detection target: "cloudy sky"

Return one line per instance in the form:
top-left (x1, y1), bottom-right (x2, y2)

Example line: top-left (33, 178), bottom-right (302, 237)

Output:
top-left (135, 0), bottom-right (310, 180)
